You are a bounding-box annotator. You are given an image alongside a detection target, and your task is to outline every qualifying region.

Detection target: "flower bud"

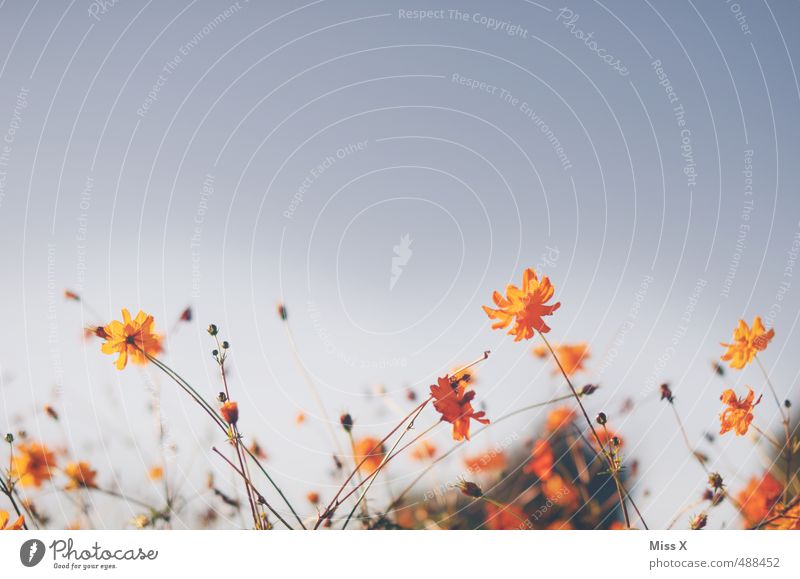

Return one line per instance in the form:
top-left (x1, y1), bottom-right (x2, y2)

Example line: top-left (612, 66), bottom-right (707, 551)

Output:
top-left (580, 383), bottom-right (598, 396)
top-left (596, 412), bottom-right (607, 426)
top-left (659, 383), bottom-right (674, 403)
top-left (207, 324), bottom-right (218, 336)
top-left (277, 303), bottom-right (288, 321)
top-left (340, 413), bottom-right (353, 433)
top-left (690, 513), bottom-right (707, 530)
top-left (4, 433), bottom-right (13, 443)
top-left (457, 480), bottom-right (483, 498)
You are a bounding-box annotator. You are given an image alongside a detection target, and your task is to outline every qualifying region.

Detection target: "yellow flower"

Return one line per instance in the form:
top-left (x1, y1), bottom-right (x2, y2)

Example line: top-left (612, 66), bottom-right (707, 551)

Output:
top-left (483, 268), bottom-right (560, 341)
top-left (10, 443), bottom-right (56, 488)
top-left (100, 309), bottom-right (162, 370)
top-left (720, 316), bottom-right (774, 370)
top-left (64, 461), bottom-right (98, 490)
top-left (719, 387), bottom-right (760, 436)
top-left (0, 511), bottom-right (24, 530)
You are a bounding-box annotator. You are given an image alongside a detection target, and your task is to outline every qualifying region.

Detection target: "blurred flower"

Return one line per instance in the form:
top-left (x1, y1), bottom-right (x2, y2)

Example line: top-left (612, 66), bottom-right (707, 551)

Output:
top-left (719, 388), bottom-right (759, 436)
top-left (306, 491), bottom-right (320, 505)
top-left (179, 307), bottom-right (192, 322)
top-left (249, 440), bottom-right (268, 460)
top-left (11, 443), bottom-right (56, 488)
top-left (546, 520), bottom-right (574, 530)
top-left (545, 406), bottom-right (576, 433)
top-left (464, 450), bottom-right (506, 474)
top-left (276, 303), bottom-right (288, 321)
top-left (148, 466), bottom-right (164, 481)
top-left (43, 404), bottom-right (59, 421)
top-left (483, 267), bottom-right (560, 340)
top-left (64, 461), bottom-right (98, 490)
top-left (220, 401), bottom-right (239, 426)
top-left (100, 309), bottom-right (162, 370)
top-left (295, 412), bottom-right (306, 426)
top-left (720, 317), bottom-right (774, 370)
top-left (767, 503), bottom-right (800, 530)
top-left (523, 439), bottom-right (554, 480)
top-left (132, 515), bottom-right (150, 529)
top-left (430, 375), bottom-right (489, 441)
top-left (63, 290), bottom-right (80, 301)
top-left (353, 437), bottom-right (386, 476)
top-left (690, 513), bottom-right (708, 530)
top-left (484, 502), bottom-right (529, 530)
top-left (410, 440), bottom-right (437, 462)
top-left (533, 343), bottom-right (589, 376)
top-left (0, 511), bottom-right (24, 530)
top-left (737, 472), bottom-right (782, 527)
top-left (541, 474), bottom-right (578, 510)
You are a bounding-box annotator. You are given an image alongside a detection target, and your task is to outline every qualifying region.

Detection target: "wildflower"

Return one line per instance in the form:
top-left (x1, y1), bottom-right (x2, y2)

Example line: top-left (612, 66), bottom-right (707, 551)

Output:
top-left (707, 472), bottom-right (724, 491)
top-left (533, 342), bottom-right (589, 376)
top-left (483, 267), bottom-right (561, 340)
top-left (220, 401), bottom-right (239, 426)
top-left (64, 461), bottom-right (98, 490)
top-left (484, 502), bottom-right (530, 530)
top-left (306, 491), bottom-right (320, 505)
top-left (10, 443), bottom-right (56, 488)
top-left (523, 439), bottom-right (554, 480)
top-left (720, 317), bottom-right (774, 370)
top-left (719, 388), bottom-right (760, 436)
top-left (0, 511), bottom-right (24, 530)
top-left (737, 473), bottom-right (782, 527)
top-left (541, 474), bottom-right (578, 510)
top-left (410, 440), bottom-right (437, 462)
top-left (546, 406), bottom-right (576, 432)
top-left (99, 309), bottom-right (162, 370)
top-left (429, 374), bottom-right (489, 441)
top-left (353, 437), bottom-right (386, 476)
top-left (456, 480), bottom-right (483, 498)
top-left (148, 466), bottom-right (164, 481)
top-left (464, 450), bottom-right (507, 474)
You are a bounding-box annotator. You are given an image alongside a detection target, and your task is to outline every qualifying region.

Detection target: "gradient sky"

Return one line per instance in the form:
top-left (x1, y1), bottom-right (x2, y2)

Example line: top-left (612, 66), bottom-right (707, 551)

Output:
top-left (1, 0), bottom-right (799, 529)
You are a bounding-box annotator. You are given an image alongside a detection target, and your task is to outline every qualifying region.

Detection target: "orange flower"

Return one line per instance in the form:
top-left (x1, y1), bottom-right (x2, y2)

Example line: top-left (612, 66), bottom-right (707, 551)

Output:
top-left (484, 502), bottom-right (530, 530)
top-left (306, 491), bottom-right (320, 505)
top-left (464, 450), bottom-right (507, 474)
top-left (430, 375), bottom-right (489, 441)
top-left (719, 388), bottom-right (760, 436)
top-left (353, 437), bottom-right (386, 476)
top-left (545, 406), bottom-right (576, 433)
top-left (737, 473), bottom-right (782, 527)
top-left (295, 411), bottom-right (306, 425)
top-left (720, 317), bottom-right (774, 370)
top-left (523, 439), bottom-right (554, 480)
top-left (483, 268), bottom-right (561, 341)
top-left (410, 440), bottom-right (437, 462)
top-left (249, 439), bottom-right (268, 460)
top-left (533, 343), bottom-right (589, 376)
top-left (0, 511), bottom-right (24, 530)
top-left (64, 461), bottom-right (98, 490)
top-left (220, 401), bottom-right (239, 426)
top-left (100, 309), bottom-right (162, 370)
top-left (148, 466), bottom-right (164, 481)
top-left (10, 443), bottom-right (56, 488)
top-left (541, 474), bottom-right (578, 510)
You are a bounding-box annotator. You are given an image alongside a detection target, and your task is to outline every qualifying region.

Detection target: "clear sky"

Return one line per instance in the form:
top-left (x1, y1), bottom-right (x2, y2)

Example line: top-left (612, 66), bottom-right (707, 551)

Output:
top-left (0, 0), bottom-right (799, 529)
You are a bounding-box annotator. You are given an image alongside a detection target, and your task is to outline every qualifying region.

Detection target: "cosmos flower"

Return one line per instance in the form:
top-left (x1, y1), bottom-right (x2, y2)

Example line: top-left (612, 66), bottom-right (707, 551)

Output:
top-left (410, 440), bottom-right (437, 462)
top-left (10, 443), bottom-right (56, 488)
top-left (523, 439), bottom-right (554, 480)
top-left (220, 401), bottom-right (239, 426)
top-left (545, 406), bottom-right (576, 433)
top-left (353, 437), bottom-right (386, 476)
top-left (430, 374), bottom-right (489, 441)
top-left (719, 388), bottom-right (760, 436)
top-left (720, 317), bottom-right (774, 370)
top-left (463, 450), bottom-right (507, 474)
top-left (64, 461), bottom-right (98, 490)
top-left (148, 466), bottom-right (164, 481)
top-left (541, 474), bottom-right (578, 510)
top-left (0, 511), bottom-right (24, 530)
top-left (533, 343), bottom-right (590, 376)
top-left (737, 472), bottom-right (783, 527)
top-left (99, 309), bottom-right (162, 370)
top-left (306, 491), bottom-right (320, 505)
top-left (483, 268), bottom-right (561, 341)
